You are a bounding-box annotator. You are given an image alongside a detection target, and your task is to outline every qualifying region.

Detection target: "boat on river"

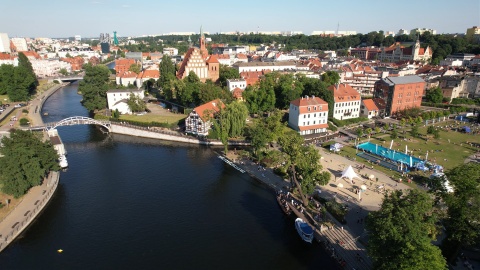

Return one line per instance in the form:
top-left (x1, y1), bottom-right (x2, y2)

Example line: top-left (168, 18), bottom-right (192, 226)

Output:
top-left (276, 194), bottom-right (292, 215)
top-left (295, 218), bottom-right (314, 243)
top-left (58, 155), bottom-right (68, 168)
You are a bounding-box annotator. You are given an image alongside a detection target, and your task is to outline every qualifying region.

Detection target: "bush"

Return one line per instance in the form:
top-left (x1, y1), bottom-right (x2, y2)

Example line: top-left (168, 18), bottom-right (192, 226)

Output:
top-left (19, 118), bottom-right (29, 126)
top-left (330, 117), bottom-right (369, 127)
top-left (22, 109), bottom-right (28, 114)
top-left (53, 80), bottom-right (60, 84)
top-left (328, 121), bottom-right (337, 132)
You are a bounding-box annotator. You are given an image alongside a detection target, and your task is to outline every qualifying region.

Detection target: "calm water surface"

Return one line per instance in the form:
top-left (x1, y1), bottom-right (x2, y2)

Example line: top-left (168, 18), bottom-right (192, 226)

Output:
top-left (0, 83), bottom-right (337, 269)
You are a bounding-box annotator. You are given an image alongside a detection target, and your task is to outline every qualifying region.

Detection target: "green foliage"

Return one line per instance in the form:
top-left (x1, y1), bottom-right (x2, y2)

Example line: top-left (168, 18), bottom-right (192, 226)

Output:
top-left (356, 128), bottom-right (364, 137)
top-left (112, 109), bottom-right (120, 119)
top-left (243, 84), bottom-right (276, 114)
top-left (450, 97), bottom-right (480, 105)
top-left (444, 163), bottom-right (480, 247)
top-left (19, 118), bottom-right (29, 125)
top-left (18, 52), bottom-right (38, 87)
top-left (299, 76), bottom-right (334, 116)
top-left (159, 54), bottom-right (176, 89)
top-left (273, 73), bottom-right (303, 109)
top-left (366, 189), bottom-right (447, 270)
top-left (218, 65), bottom-right (240, 87)
top-left (390, 126), bottom-right (398, 139)
top-left (0, 61), bottom-right (37, 101)
top-left (321, 71), bottom-right (340, 86)
top-left (127, 93), bottom-right (146, 113)
top-left (211, 101), bottom-right (249, 152)
top-left (410, 124), bottom-right (419, 138)
top-left (53, 80), bottom-right (60, 84)
top-left (327, 121), bottom-right (337, 132)
top-left (330, 117), bottom-right (369, 127)
top-left (427, 125), bottom-right (435, 134)
top-left (59, 68), bottom-right (69, 76)
top-left (246, 110), bottom-right (285, 155)
top-left (425, 87), bottom-right (444, 103)
top-left (0, 130), bottom-right (59, 198)
top-left (78, 64), bottom-right (111, 111)
top-left (128, 63), bottom-right (141, 74)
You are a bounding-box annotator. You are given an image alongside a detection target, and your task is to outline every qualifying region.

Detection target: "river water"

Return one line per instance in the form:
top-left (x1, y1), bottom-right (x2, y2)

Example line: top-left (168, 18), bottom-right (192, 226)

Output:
top-left (0, 83), bottom-right (337, 269)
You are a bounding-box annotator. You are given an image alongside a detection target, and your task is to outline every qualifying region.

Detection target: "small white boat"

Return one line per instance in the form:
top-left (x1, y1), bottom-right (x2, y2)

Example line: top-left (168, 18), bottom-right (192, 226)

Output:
top-left (59, 155), bottom-right (68, 168)
top-left (295, 218), bottom-right (314, 243)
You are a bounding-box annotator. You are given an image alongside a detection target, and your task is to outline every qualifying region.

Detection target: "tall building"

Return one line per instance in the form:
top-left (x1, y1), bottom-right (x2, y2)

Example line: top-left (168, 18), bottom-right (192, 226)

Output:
top-left (100, 33), bottom-right (110, 53)
top-left (410, 28), bottom-right (436, 36)
top-left (466, 26), bottom-right (480, 41)
top-left (10, 38), bottom-right (28, 52)
top-left (379, 39), bottom-right (432, 62)
top-left (374, 75), bottom-right (425, 117)
top-left (288, 96), bottom-right (329, 135)
top-left (0, 33), bottom-right (11, 53)
top-left (176, 26), bottom-right (219, 82)
top-left (328, 84), bottom-right (361, 120)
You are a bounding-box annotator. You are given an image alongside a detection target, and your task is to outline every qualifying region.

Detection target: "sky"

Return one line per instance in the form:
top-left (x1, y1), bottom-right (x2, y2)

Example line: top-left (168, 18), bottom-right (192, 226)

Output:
top-left (2, 0), bottom-right (480, 38)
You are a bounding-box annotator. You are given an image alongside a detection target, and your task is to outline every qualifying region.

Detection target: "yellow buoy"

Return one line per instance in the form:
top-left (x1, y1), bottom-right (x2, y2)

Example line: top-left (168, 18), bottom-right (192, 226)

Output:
top-left (57, 249), bottom-right (63, 253)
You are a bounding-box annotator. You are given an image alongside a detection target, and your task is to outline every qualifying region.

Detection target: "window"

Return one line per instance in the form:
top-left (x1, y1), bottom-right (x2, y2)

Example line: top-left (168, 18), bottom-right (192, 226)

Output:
top-left (308, 107), bottom-right (311, 111)
top-left (304, 115), bottom-right (306, 118)
top-left (314, 113), bottom-right (316, 117)
top-left (314, 106), bottom-right (317, 110)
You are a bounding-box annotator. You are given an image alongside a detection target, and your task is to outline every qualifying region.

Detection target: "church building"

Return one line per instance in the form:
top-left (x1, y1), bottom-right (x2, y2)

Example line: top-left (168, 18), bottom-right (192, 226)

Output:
top-left (176, 27), bottom-right (219, 82)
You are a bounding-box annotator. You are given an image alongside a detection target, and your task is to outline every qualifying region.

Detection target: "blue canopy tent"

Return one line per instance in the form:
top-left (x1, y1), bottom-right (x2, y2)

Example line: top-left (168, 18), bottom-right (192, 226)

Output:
top-left (463, 126), bottom-right (471, 133)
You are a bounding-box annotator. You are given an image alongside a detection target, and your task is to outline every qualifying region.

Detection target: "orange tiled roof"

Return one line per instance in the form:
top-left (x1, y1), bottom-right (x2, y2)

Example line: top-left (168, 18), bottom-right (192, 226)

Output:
top-left (291, 96), bottom-right (328, 114)
top-left (236, 53), bottom-right (247, 59)
top-left (328, 83), bottom-right (361, 102)
top-left (206, 55), bottom-right (219, 64)
top-left (120, 71), bottom-right (138, 78)
top-left (362, 99), bottom-right (379, 111)
top-left (0, 53), bottom-right (14, 60)
top-left (194, 99), bottom-right (225, 121)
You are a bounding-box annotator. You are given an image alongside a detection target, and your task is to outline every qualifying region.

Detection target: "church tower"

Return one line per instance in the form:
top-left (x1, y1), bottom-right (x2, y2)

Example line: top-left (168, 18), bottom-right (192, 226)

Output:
top-left (199, 26), bottom-right (208, 59)
top-left (413, 35), bottom-right (421, 60)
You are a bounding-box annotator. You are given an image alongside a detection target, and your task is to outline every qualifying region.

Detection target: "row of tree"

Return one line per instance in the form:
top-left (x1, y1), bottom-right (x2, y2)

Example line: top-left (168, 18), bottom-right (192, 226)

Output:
top-left (0, 52), bottom-right (38, 101)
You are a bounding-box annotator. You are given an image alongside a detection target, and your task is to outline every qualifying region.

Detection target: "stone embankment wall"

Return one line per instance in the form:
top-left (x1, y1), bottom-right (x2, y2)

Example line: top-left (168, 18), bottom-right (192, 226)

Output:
top-left (110, 123), bottom-right (250, 146)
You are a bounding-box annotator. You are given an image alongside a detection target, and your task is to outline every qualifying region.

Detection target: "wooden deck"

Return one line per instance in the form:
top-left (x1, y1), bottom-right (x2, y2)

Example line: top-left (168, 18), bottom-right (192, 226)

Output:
top-left (287, 201), bottom-right (372, 270)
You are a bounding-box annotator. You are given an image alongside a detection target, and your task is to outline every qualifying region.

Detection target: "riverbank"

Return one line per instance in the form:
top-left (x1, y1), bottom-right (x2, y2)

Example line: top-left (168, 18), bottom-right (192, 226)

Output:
top-left (0, 83), bottom-right (65, 253)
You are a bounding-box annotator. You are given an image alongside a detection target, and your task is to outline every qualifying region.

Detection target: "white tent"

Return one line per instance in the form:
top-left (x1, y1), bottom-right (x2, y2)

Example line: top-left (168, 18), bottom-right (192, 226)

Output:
top-left (341, 165), bottom-right (360, 184)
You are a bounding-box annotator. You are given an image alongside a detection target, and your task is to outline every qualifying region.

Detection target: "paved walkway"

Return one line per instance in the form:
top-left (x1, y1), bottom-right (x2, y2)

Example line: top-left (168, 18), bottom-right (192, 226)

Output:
top-left (0, 172), bottom-right (59, 252)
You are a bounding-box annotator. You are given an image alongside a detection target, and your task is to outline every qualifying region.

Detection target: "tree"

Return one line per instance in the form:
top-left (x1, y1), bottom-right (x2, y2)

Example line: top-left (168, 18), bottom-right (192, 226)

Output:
top-left (127, 93), bottom-right (146, 113)
top-left (128, 63), bottom-right (141, 74)
top-left (390, 126), bottom-right (398, 139)
top-left (78, 64), bottom-right (111, 112)
top-left (274, 73), bottom-right (303, 109)
top-left (410, 124), bottom-right (419, 138)
top-left (218, 65), bottom-right (240, 87)
top-left (225, 101), bottom-right (248, 138)
top-left (366, 189), bottom-right (447, 270)
top-left (18, 52), bottom-right (38, 87)
top-left (159, 54), bottom-right (176, 89)
top-left (321, 71), bottom-right (340, 86)
top-left (442, 163), bottom-right (480, 258)
top-left (0, 64), bottom-right (15, 95)
top-left (59, 68), bottom-right (69, 76)
top-left (10, 65), bottom-right (37, 101)
top-left (426, 87), bottom-right (443, 104)
top-left (0, 130), bottom-right (59, 198)
top-left (243, 81), bottom-right (276, 114)
top-left (279, 132), bottom-right (325, 206)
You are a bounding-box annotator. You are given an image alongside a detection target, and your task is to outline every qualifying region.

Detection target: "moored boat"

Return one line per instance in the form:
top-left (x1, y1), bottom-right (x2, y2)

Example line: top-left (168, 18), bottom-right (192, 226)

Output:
top-left (295, 218), bottom-right (314, 243)
top-left (59, 155), bottom-right (68, 168)
top-left (276, 194), bottom-right (292, 215)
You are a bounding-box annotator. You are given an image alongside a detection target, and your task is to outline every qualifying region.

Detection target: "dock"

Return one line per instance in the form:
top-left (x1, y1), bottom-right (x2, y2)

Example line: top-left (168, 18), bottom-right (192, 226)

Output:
top-left (287, 201), bottom-right (372, 270)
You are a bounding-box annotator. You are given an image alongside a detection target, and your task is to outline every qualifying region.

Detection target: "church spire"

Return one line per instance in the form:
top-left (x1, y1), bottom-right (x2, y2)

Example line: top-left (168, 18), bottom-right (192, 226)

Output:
top-left (200, 25), bottom-right (204, 38)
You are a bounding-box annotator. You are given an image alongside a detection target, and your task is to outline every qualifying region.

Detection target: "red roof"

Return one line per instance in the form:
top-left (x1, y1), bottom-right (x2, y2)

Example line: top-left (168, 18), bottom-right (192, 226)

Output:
top-left (290, 96), bottom-right (328, 114)
top-left (328, 84), bottom-right (360, 103)
top-left (206, 55), bottom-right (219, 64)
top-left (362, 99), bottom-right (379, 111)
top-left (194, 99), bottom-right (225, 121)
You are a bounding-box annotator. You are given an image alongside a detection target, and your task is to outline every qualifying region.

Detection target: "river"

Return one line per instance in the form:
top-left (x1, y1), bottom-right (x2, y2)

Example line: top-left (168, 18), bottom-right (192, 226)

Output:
top-left (0, 83), bottom-right (338, 269)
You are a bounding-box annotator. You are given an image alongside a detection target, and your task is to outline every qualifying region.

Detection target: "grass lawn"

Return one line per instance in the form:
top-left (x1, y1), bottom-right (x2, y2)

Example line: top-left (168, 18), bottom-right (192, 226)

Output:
top-left (0, 95), bottom-right (9, 104)
top-left (332, 120), bottom-right (480, 183)
top-left (119, 113), bottom-right (186, 125)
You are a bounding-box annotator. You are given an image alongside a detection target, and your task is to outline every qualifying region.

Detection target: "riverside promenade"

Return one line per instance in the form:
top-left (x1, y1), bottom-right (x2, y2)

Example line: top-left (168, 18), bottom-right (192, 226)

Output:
top-left (221, 146), bottom-right (410, 270)
top-left (0, 84), bottom-right (64, 253)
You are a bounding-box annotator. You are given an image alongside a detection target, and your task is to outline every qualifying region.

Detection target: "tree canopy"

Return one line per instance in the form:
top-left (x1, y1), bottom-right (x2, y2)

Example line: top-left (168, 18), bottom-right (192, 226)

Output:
top-left (366, 189), bottom-right (447, 270)
top-left (0, 130), bottom-right (59, 198)
top-left (218, 65), bottom-right (240, 88)
top-left (158, 54), bottom-right (176, 90)
top-left (425, 87), bottom-right (444, 103)
top-left (78, 64), bottom-right (111, 111)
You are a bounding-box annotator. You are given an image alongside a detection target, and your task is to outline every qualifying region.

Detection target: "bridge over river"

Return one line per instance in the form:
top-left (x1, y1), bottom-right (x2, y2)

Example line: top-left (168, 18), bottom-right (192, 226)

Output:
top-left (29, 116), bottom-right (111, 132)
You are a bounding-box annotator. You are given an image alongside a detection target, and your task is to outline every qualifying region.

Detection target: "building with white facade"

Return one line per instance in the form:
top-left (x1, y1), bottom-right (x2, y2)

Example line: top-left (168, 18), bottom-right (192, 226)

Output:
top-left (0, 33), bottom-right (10, 53)
top-left (439, 58), bottom-right (464, 67)
top-left (226, 79), bottom-right (247, 92)
top-left (116, 71), bottom-right (138, 87)
top-left (410, 28), bottom-right (436, 35)
top-left (30, 59), bottom-right (72, 78)
top-left (106, 89), bottom-right (145, 114)
top-left (360, 99), bottom-right (379, 119)
top-left (328, 83), bottom-right (361, 120)
top-left (185, 99), bottom-right (224, 136)
top-left (163, 47), bottom-right (178, 56)
top-left (288, 96), bottom-right (329, 135)
top-left (10, 38), bottom-right (28, 52)
top-left (465, 74), bottom-right (480, 98)
top-left (233, 61), bottom-right (297, 73)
